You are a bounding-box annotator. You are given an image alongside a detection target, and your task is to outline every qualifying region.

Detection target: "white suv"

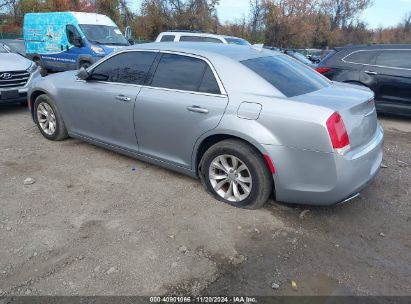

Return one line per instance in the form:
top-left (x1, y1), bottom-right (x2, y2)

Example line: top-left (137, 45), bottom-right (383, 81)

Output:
top-left (155, 31), bottom-right (251, 46)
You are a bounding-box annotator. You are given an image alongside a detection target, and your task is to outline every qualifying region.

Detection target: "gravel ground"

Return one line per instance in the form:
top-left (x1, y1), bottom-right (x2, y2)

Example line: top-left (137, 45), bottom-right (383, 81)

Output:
top-left (0, 105), bottom-right (410, 297)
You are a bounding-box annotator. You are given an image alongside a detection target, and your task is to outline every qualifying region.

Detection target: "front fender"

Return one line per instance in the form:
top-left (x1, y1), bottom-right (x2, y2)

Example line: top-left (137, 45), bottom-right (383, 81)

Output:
top-left (28, 78), bottom-right (60, 118)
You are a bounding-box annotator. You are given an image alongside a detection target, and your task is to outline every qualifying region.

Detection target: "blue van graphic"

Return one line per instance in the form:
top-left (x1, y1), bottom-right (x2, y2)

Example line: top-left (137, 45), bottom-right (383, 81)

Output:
top-left (24, 12), bottom-right (129, 71)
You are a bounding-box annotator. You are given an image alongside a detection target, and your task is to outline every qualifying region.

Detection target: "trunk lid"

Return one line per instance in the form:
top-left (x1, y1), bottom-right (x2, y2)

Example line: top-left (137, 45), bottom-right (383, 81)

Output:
top-left (291, 82), bottom-right (377, 150)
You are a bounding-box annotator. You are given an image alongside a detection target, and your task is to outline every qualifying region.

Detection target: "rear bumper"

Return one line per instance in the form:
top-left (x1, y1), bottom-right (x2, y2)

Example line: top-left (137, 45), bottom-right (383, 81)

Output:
top-left (263, 125), bottom-right (384, 206)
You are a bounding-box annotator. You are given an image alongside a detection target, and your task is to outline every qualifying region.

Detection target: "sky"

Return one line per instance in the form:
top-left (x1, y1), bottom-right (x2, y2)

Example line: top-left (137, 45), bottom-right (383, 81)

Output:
top-left (131, 0), bottom-right (411, 29)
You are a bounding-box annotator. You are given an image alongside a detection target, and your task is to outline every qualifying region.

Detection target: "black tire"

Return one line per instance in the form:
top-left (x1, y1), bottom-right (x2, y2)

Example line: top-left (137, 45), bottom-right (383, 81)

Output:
top-left (80, 61), bottom-right (91, 69)
top-left (199, 139), bottom-right (273, 209)
top-left (33, 94), bottom-right (68, 141)
top-left (33, 57), bottom-right (48, 77)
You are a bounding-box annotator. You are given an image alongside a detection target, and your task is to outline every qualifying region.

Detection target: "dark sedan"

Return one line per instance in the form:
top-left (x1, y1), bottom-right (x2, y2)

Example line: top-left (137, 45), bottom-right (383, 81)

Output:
top-left (316, 44), bottom-right (411, 117)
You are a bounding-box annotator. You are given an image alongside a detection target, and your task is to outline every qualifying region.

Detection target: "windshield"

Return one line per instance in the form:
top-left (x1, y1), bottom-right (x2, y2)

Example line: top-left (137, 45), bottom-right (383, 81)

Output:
top-left (4, 41), bottom-right (25, 55)
top-left (289, 52), bottom-right (312, 65)
top-left (242, 55), bottom-right (330, 97)
top-left (79, 24), bottom-right (128, 46)
top-left (225, 37), bottom-right (251, 46)
top-left (0, 44), bottom-right (9, 53)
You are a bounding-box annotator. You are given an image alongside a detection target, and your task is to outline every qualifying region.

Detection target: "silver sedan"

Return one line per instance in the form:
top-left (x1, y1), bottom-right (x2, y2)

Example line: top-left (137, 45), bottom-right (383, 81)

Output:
top-left (28, 43), bottom-right (384, 209)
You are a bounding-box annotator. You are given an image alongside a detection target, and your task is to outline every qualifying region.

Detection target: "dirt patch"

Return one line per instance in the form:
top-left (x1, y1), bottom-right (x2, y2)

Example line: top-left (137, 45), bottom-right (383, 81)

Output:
top-left (0, 106), bottom-right (410, 296)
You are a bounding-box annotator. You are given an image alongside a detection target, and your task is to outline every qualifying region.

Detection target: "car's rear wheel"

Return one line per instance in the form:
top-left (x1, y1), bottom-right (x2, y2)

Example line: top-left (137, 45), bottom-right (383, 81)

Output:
top-left (200, 139), bottom-right (273, 209)
top-left (34, 95), bottom-right (68, 141)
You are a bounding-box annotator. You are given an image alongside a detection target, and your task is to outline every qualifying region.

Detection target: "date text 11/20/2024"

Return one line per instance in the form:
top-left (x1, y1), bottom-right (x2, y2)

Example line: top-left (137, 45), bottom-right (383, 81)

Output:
top-left (149, 296), bottom-right (257, 303)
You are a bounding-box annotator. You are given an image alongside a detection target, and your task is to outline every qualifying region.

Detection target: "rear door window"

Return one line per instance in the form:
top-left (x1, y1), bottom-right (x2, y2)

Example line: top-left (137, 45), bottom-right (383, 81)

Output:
top-left (376, 50), bottom-right (411, 69)
top-left (91, 51), bottom-right (157, 85)
top-left (160, 35), bottom-right (175, 42)
top-left (198, 66), bottom-right (221, 94)
top-left (343, 50), bottom-right (378, 64)
top-left (242, 55), bottom-right (330, 97)
top-left (151, 53), bottom-right (208, 92)
top-left (179, 36), bottom-right (223, 43)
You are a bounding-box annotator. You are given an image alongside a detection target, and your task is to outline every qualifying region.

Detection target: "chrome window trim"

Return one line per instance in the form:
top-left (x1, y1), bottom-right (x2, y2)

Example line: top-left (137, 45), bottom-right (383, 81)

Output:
top-left (342, 49), bottom-right (411, 71)
top-left (75, 79), bottom-right (226, 98)
top-left (139, 85), bottom-right (227, 98)
top-left (84, 48), bottom-right (228, 96)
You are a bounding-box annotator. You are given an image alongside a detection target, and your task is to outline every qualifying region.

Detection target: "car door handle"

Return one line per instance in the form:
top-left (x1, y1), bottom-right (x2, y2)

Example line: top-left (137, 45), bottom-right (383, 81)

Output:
top-left (364, 70), bottom-right (378, 75)
top-left (186, 106), bottom-right (209, 114)
top-left (115, 95), bottom-right (131, 102)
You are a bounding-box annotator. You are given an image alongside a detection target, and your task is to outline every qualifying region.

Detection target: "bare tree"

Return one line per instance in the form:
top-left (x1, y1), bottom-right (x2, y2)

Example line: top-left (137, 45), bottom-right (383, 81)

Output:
top-left (249, 0), bottom-right (263, 42)
top-left (322, 0), bottom-right (373, 30)
top-left (402, 12), bottom-right (411, 34)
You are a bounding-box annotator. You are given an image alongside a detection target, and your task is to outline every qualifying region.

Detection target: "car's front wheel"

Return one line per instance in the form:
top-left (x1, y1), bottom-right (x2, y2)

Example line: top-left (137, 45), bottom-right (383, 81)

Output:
top-left (200, 139), bottom-right (273, 209)
top-left (34, 95), bottom-right (68, 141)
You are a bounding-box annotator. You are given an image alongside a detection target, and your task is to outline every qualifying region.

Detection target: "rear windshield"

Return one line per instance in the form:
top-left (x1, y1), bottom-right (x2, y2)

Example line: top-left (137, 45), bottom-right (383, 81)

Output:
top-left (242, 55), bottom-right (330, 97)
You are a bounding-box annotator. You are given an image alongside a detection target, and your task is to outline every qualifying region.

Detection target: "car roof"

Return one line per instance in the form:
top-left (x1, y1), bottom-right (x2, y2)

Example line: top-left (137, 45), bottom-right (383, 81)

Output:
top-left (159, 31), bottom-right (246, 41)
top-left (337, 44), bottom-right (411, 51)
top-left (126, 42), bottom-right (281, 62)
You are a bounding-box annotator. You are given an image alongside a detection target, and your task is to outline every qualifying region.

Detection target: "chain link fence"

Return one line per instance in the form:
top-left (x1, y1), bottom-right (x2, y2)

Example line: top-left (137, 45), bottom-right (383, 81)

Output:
top-left (0, 32), bottom-right (23, 39)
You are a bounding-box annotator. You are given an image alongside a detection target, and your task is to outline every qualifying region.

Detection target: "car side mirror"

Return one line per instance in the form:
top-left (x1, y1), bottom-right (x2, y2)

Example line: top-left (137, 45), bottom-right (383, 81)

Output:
top-left (73, 37), bottom-right (83, 48)
top-left (77, 67), bottom-right (89, 80)
top-left (128, 39), bottom-right (134, 45)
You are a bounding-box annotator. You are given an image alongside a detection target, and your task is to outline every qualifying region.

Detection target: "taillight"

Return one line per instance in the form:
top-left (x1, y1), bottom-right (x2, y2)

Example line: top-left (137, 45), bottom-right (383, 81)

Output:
top-left (326, 112), bottom-right (350, 151)
top-left (316, 67), bottom-right (331, 74)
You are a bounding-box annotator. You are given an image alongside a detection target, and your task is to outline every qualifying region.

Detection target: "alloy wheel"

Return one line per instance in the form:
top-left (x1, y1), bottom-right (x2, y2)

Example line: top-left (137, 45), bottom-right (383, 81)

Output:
top-left (208, 154), bottom-right (253, 202)
top-left (37, 102), bottom-right (57, 136)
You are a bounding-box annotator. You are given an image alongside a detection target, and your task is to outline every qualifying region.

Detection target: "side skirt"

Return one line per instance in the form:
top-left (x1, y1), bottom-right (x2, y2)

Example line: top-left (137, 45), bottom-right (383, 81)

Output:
top-left (68, 132), bottom-right (199, 179)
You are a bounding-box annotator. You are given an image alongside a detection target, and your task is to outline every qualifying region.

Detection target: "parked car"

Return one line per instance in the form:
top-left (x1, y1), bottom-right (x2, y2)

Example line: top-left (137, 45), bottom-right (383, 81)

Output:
top-left (264, 46), bottom-right (282, 52)
top-left (155, 31), bottom-right (251, 46)
top-left (28, 43), bottom-right (383, 209)
top-left (0, 43), bottom-right (40, 105)
top-left (283, 50), bottom-right (317, 68)
top-left (316, 44), bottom-right (411, 116)
top-left (0, 39), bottom-right (26, 56)
top-left (296, 48), bottom-right (322, 63)
top-left (23, 12), bottom-right (130, 72)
